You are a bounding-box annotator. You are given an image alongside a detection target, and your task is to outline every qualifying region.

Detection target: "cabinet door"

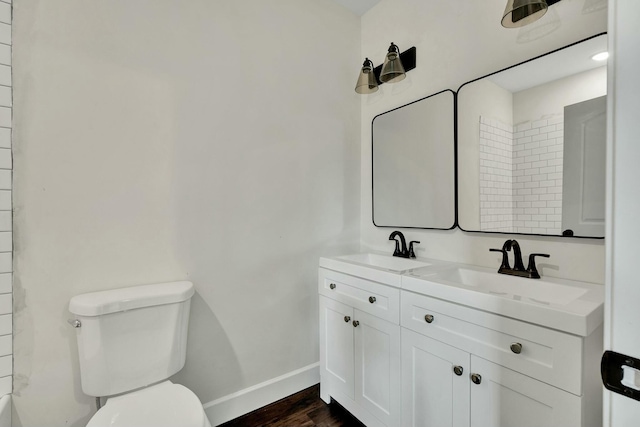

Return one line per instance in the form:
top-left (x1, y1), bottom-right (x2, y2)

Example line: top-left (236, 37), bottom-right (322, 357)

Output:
top-left (354, 309), bottom-right (401, 427)
top-left (401, 329), bottom-right (470, 427)
top-left (320, 296), bottom-right (354, 399)
top-left (470, 356), bottom-right (582, 427)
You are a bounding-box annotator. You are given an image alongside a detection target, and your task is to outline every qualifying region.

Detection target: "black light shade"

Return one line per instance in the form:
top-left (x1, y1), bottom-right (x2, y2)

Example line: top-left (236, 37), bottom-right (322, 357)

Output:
top-left (355, 58), bottom-right (379, 94)
top-left (379, 43), bottom-right (406, 84)
top-left (502, 0), bottom-right (548, 28)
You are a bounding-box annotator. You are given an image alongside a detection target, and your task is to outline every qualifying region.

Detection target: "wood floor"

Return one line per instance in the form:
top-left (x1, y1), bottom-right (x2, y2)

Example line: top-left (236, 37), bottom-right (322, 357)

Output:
top-left (218, 384), bottom-right (366, 427)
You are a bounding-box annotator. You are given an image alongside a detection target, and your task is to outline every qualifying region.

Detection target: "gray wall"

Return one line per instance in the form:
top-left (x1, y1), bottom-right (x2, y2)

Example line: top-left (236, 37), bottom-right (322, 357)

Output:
top-left (11, 1), bottom-right (361, 425)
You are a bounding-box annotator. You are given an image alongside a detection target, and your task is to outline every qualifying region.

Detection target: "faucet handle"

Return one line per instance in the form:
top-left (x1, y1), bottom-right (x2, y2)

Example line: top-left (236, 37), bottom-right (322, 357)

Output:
top-left (490, 248), bottom-right (511, 271)
top-left (409, 241), bottom-right (420, 258)
top-left (527, 253), bottom-right (550, 279)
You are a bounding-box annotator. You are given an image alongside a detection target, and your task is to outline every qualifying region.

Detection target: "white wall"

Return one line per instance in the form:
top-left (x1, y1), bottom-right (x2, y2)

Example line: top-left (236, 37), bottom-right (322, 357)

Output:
top-left (360, 0), bottom-right (607, 283)
top-left (11, 1), bottom-right (361, 426)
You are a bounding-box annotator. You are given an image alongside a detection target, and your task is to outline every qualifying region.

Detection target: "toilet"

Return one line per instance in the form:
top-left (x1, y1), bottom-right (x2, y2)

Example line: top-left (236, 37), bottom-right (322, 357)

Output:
top-left (69, 281), bottom-right (211, 427)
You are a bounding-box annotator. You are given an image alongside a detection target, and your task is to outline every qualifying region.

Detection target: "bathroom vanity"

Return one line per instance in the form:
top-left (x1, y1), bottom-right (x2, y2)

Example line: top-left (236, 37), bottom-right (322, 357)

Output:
top-left (322, 30), bottom-right (609, 427)
top-left (318, 253), bottom-right (603, 427)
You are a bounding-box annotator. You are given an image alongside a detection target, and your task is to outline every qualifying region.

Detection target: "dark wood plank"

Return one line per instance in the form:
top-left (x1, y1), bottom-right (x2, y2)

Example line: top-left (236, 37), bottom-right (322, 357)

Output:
top-left (306, 399), bottom-right (366, 427)
top-left (219, 384), bottom-right (366, 427)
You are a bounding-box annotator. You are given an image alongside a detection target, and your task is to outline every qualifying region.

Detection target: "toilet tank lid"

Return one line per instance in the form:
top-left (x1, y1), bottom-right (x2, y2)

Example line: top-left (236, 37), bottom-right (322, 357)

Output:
top-left (69, 281), bottom-right (195, 317)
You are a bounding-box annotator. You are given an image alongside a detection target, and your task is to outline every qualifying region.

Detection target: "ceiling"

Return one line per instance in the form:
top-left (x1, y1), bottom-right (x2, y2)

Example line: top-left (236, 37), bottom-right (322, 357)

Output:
top-left (331, 0), bottom-right (382, 16)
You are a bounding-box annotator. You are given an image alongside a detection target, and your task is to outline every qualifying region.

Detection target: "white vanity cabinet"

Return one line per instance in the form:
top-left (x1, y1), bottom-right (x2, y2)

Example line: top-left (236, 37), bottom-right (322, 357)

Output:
top-left (401, 327), bottom-right (585, 427)
top-left (319, 296), bottom-right (355, 400)
top-left (319, 255), bottom-right (604, 427)
top-left (401, 328), bottom-right (470, 427)
top-left (401, 290), bottom-right (603, 427)
top-left (319, 268), bottom-right (401, 427)
top-left (469, 356), bottom-right (582, 427)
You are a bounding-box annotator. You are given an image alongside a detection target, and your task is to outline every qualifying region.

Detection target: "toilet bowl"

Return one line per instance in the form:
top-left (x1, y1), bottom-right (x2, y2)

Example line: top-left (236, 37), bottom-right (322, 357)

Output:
top-left (86, 381), bottom-right (211, 427)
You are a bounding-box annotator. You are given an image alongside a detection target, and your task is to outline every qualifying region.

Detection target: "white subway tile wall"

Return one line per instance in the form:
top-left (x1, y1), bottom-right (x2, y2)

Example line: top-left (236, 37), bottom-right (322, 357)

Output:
top-left (479, 115), bottom-right (563, 235)
top-left (479, 117), bottom-right (514, 232)
top-left (513, 115), bottom-right (563, 235)
top-left (0, 0), bottom-right (10, 395)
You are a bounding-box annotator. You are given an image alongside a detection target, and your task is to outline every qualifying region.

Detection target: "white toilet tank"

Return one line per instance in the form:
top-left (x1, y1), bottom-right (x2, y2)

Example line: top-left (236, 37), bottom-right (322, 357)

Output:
top-left (69, 281), bottom-right (195, 397)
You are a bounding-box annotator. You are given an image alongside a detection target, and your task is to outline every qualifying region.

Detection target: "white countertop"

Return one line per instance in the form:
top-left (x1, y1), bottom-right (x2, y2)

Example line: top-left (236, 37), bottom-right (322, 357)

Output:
top-left (319, 251), bottom-right (451, 288)
top-left (320, 253), bottom-right (604, 336)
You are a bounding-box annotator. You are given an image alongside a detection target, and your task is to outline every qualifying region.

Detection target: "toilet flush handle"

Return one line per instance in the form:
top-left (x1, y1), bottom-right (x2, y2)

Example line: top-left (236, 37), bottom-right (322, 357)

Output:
top-left (67, 319), bottom-right (81, 328)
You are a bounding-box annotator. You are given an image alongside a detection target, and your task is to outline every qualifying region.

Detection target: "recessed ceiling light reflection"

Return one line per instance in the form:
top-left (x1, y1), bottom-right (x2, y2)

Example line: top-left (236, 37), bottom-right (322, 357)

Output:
top-left (592, 52), bottom-right (609, 61)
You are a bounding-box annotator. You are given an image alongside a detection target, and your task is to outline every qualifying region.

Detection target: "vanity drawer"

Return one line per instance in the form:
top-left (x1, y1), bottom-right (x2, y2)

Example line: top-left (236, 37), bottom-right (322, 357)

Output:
top-left (401, 291), bottom-right (584, 395)
top-left (319, 268), bottom-right (400, 324)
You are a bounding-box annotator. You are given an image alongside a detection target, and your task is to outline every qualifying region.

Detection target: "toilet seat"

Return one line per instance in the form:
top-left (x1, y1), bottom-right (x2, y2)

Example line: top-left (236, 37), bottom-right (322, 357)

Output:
top-left (86, 381), bottom-right (211, 427)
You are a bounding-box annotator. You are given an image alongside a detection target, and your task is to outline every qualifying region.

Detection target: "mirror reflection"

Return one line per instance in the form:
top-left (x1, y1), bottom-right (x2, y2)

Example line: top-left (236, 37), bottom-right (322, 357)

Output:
top-left (457, 34), bottom-right (607, 238)
top-left (372, 90), bottom-right (456, 229)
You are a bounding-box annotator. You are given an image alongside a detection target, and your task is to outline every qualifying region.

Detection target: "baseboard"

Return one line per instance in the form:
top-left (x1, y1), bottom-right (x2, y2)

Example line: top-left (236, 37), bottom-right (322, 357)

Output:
top-left (203, 362), bottom-right (320, 426)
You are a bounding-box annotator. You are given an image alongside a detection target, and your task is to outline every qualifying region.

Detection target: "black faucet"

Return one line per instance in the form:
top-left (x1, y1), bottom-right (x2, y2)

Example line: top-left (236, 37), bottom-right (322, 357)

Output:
top-left (490, 240), bottom-right (513, 272)
top-left (389, 231), bottom-right (419, 258)
top-left (508, 240), bottom-right (526, 271)
top-left (490, 239), bottom-right (549, 279)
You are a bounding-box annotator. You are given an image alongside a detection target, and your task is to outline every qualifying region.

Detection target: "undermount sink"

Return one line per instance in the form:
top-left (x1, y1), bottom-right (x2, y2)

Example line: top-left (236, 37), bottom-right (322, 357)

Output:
top-left (432, 267), bottom-right (588, 306)
top-left (320, 252), bottom-right (440, 288)
top-left (337, 253), bottom-right (431, 273)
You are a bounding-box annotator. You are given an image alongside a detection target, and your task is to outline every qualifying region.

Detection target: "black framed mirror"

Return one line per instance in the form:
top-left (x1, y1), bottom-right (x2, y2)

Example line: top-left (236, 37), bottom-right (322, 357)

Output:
top-left (457, 33), bottom-right (607, 239)
top-left (372, 90), bottom-right (456, 230)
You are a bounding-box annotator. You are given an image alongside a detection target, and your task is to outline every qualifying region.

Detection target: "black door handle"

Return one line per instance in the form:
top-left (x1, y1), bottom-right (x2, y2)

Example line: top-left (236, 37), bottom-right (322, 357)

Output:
top-left (602, 350), bottom-right (640, 401)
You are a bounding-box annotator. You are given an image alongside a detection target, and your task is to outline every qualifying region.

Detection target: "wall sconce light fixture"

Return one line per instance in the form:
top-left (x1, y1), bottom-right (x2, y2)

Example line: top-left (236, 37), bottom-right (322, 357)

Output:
top-left (501, 0), bottom-right (563, 28)
top-left (380, 43), bottom-right (406, 83)
top-left (355, 43), bottom-right (416, 94)
top-left (355, 58), bottom-right (379, 94)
